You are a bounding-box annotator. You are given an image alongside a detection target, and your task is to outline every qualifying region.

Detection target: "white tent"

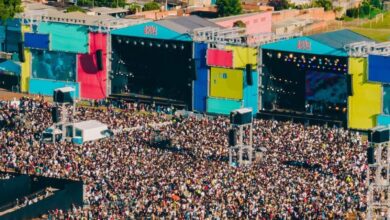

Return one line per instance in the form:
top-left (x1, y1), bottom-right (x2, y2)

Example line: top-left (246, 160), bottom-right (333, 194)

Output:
top-left (73, 120), bottom-right (109, 143)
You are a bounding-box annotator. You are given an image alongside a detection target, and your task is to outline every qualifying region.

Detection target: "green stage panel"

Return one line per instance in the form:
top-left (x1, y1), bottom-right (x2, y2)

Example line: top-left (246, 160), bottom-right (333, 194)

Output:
top-left (38, 23), bottom-right (88, 54)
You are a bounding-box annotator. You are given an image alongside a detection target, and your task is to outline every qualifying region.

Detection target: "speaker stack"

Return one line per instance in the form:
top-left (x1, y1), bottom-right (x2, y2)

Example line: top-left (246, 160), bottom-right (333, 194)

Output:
top-left (246, 64), bottom-right (253, 85)
top-left (346, 74), bottom-right (353, 96)
top-left (228, 129), bottom-right (237, 146)
top-left (18, 41), bottom-right (25, 63)
top-left (53, 87), bottom-right (74, 104)
top-left (369, 126), bottom-right (390, 144)
top-left (230, 108), bottom-right (253, 125)
top-left (51, 107), bottom-right (61, 123)
top-left (96, 49), bottom-right (103, 71)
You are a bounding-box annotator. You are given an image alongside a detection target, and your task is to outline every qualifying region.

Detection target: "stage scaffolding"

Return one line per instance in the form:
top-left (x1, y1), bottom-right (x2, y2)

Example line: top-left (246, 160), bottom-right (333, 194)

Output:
top-left (344, 41), bottom-right (390, 57)
top-left (366, 127), bottom-right (390, 220)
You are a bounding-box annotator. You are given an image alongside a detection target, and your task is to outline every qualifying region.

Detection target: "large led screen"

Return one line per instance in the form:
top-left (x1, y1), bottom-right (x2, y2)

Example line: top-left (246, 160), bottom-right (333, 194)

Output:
top-left (31, 50), bottom-right (76, 82)
top-left (305, 71), bottom-right (347, 104)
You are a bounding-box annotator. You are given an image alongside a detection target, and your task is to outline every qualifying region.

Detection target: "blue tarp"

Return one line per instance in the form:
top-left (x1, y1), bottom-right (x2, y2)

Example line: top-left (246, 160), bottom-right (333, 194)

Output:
top-left (0, 60), bottom-right (21, 75)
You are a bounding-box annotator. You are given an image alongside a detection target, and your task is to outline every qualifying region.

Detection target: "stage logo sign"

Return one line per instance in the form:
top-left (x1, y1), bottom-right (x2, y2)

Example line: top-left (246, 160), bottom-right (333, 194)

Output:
top-left (144, 25), bottom-right (157, 36)
top-left (297, 40), bottom-right (311, 51)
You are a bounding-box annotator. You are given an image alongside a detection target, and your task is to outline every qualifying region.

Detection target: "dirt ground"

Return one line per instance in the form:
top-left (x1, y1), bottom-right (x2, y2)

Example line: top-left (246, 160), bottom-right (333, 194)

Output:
top-left (0, 89), bottom-right (52, 101)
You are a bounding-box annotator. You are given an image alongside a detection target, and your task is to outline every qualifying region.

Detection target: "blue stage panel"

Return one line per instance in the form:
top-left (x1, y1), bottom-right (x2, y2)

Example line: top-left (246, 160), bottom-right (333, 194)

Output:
top-left (368, 55), bottom-right (390, 84)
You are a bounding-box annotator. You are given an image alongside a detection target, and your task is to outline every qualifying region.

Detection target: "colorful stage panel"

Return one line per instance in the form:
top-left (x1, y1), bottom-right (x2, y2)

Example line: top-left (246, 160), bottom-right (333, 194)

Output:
top-left (77, 32), bottom-right (107, 100)
top-left (24, 33), bottom-right (50, 50)
top-left (21, 25), bottom-right (31, 92)
top-left (38, 23), bottom-right (88, 53)
top-left (207, 97), bottom-right (242, 115)
top-left (225, 46), bottom-right (257, 68)
top-left (210, 67), bottom-right (243, 100)
top-left (368, 55), bottom-right (390, 84)
top-left (31, 50), bottom-right (76, 82)
top-left (243, 70), bottom-right (258, 114)
top-left (193, 43), bottom-right (208, 112)
top-left (384, 85), bottom-right (390, 115)
top-left (348, 58), bottom-right (382, 130)
top-left (377, 114), bottom-right (390, 126)
top-left (29, 78), bottom-right (79, 98)
top-left (206, 48), bottom-right (233, 68)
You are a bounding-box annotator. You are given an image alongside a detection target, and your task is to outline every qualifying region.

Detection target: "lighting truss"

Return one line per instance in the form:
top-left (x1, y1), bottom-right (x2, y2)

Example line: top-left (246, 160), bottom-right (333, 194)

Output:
top-left (192, 27), bottom-right (301, 47)
top-left (344, 41), bottom-right (390, 57)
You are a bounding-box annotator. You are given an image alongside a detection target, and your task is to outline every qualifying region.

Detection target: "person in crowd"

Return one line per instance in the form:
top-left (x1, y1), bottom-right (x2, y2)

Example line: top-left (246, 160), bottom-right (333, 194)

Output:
top-left (0, 96), bottom-right (368, 219)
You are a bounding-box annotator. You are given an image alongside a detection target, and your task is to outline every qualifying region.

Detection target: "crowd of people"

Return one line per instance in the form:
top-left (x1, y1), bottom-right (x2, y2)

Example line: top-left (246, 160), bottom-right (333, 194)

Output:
top-left (0, 96), bottom-right (368, 219)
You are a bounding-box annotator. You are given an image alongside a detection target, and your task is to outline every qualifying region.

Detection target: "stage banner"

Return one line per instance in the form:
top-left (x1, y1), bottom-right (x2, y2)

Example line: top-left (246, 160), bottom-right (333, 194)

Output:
top-left (210, 67), bottom-right (243, 100)
top-left (206, 48), bottom-right (233, 68)
top-left (77, 32), bottom-right (107, 99)
top-left (368, 55), bottom-right (390, 84)
top-left (348, 58), bottom-right (382, 130)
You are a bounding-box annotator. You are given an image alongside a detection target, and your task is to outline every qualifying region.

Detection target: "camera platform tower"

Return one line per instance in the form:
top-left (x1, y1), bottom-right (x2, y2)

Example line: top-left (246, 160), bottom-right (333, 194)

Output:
top-left (228, 108), bottom-right (254, 167)
top-left (367, 126), bottom-right (390, 220)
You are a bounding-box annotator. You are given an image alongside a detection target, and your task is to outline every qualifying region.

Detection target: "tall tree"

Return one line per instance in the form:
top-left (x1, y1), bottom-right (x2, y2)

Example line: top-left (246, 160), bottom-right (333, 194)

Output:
top-left (216, 0), bottom-right (242, 17)
top-left (313, 0), bottom-right (333, 11)
top-left (268, 0), bottom-right (290, 11)
top-left (0, 0), bottom-right (23, 22)
top-left (143, 2), bottom-right (160, 11)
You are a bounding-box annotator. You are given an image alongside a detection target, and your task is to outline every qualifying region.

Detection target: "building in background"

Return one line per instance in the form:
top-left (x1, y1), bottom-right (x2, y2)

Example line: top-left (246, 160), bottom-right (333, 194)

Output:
top-left (211, 12), bottom-right (272, 35)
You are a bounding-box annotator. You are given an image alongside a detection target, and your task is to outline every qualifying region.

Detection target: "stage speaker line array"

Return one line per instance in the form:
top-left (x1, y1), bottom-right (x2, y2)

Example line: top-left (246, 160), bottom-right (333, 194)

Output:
top-left (96, 49), bottom-right (103, 71)
top-left (18, 41), bottom-right (25, 63)
top-left (51, 107), bottom-right (61, 123)
top-left (246, 64), bottom-right (253, 85)
top-left (346, 74), bottom-right (353, 96)
top-left (228, 129), bottom-right (237, 146)
top-left (367, 146), bottom-right (375, 164)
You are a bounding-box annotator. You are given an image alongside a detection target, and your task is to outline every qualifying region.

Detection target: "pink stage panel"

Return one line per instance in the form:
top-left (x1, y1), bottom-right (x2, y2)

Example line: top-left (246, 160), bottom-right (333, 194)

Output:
top-left (77, 33), bottom-right (107, 99)
top-left (206, 49), bottom-right (233, 68)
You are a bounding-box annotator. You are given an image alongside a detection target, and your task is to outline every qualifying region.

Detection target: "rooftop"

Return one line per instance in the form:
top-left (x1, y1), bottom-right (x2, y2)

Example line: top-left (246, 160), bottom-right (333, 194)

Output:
top-left (210, 12), bottom-right (269, 22)
top-left (73, 120), bottom-right (108, 130)
top-left (156, 15), bottom-right (220, 34)
top-left (309, 29), bottom-right (375, 50)
top-left (88, 7), bottom-right (129, 15)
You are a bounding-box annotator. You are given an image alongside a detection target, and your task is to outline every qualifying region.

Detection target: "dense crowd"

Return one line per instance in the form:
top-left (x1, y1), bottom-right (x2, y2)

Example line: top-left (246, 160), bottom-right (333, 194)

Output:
top-left (0, 97), bottom-right (368, 219)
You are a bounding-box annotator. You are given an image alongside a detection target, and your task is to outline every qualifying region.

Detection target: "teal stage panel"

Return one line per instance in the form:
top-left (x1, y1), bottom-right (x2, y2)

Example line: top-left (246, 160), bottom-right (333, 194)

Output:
top-left (38, 23), bottom-right (88, 53)
top-left (29, 78), bottom-right (80, 98)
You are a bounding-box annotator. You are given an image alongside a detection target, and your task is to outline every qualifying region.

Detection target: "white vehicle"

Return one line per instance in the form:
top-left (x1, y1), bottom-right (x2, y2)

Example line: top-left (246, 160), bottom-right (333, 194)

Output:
top-left (73, 120), bottom-right (112, 143)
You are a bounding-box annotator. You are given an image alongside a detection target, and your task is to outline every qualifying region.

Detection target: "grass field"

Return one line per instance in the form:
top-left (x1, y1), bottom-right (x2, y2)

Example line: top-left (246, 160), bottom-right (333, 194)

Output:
top-left (348, 12), bottom-right (390, 42)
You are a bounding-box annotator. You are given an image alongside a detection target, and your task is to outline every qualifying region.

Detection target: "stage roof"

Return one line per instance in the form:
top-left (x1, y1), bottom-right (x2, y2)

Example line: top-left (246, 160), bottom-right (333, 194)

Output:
top-left (111, 15), bottom-right (220, 41)
top-left (0, 60), bottom-right (21, 75)
top-left (261, 29), bottom-right (374, 57)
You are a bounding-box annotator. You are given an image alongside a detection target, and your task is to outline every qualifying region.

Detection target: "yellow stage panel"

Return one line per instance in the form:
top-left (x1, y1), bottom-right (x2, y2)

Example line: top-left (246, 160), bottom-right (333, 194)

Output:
top-left (21, 25), bottom-right (31, 92)
top-left (348, 58), bottom-right (382, 130)
top-left (225, 46), bottom-right (257, 69)
top-left (210, 67), bottom-right (243, 100)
